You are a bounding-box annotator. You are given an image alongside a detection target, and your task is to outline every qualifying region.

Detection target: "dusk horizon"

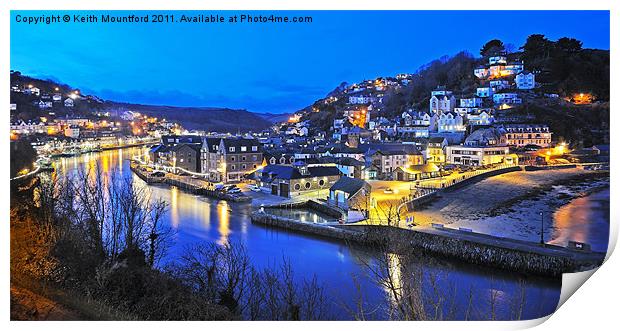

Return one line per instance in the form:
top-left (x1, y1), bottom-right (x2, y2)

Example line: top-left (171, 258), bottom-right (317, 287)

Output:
top-left (10, 10), bottom-right (609, 114)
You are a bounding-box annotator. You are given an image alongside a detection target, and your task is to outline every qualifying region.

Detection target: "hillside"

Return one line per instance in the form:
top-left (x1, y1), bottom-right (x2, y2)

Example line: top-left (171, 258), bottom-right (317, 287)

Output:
top-left (104, 102), bottom-right (274, 133)
top-left (10, 71), bottom-right (274, 133)
top-left (295, 35), bottom-right (609, 138)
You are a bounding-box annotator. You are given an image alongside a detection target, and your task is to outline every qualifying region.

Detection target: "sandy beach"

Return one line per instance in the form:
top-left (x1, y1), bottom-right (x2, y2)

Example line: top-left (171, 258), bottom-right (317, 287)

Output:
top-left (412, 168), bottom-right (610, 246)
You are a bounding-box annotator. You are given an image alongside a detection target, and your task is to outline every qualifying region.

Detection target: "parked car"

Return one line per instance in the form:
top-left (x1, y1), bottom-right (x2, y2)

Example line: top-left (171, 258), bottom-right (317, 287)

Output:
top-left (228, 188), bottom-right (242, 194)
top-left (247, 184), bottom-right (261, 192)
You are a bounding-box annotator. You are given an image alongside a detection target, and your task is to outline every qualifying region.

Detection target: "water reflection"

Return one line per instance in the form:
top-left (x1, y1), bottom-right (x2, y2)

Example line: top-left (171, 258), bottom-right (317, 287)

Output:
top-left (218, 200), bottom-right (230, 245)
top-left (170, 186), bottom-right (180, 229)
top-left (50, 147), bottom-right (562, 320)
top-left (550, 189), bottom-right (610, 252)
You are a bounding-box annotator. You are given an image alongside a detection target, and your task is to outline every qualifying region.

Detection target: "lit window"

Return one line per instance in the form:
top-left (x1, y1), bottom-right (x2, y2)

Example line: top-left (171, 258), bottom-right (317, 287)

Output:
top-left (241, 146), bottom-right (247, 152)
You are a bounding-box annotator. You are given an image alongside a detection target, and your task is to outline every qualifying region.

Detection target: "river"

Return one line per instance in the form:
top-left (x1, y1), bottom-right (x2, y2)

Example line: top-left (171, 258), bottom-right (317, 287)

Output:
top-left (51, 147), bottom-right (564, 320)
top-left (550, 188), bottom-right (610, 252)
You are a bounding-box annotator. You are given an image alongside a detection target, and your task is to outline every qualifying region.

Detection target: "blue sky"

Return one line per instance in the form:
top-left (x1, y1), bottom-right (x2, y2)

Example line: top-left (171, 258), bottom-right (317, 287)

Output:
top-left (11, 11), bottom-right (610, 113)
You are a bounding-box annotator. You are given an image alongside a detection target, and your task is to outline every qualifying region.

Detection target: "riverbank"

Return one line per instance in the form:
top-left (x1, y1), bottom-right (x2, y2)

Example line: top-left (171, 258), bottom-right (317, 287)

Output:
top-left (46, 140), bottom-right (156, 159)
top-left (130, 161), bottom-right (251, 202)
top-left (440, 171), bottom-right (609, 249)
top-left (411, 168), bottom-right (609, 246)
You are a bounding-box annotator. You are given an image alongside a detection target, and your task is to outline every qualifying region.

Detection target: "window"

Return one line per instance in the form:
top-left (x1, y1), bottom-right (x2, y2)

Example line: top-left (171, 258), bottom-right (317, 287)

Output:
top-left (242, 164), bottom-right (246, 169)
top-left (252, 146), bottom-right (258, 152)
top-left (305, 182), bottom-right (311, 189)
top-left (242, 156), bottom-right (246, 161)
top-left (229, 147), bottom-right (235, 152)
top-left (241, 146), bottom-right (247, 152)
top-left (231, 165), bottom-right (236, 170)
top-left (231, 156), bottom-right (235, 162)
top-left (318, 179), bottom-right (325, 187)
top-left (294, 183), bottom-right (301, 191)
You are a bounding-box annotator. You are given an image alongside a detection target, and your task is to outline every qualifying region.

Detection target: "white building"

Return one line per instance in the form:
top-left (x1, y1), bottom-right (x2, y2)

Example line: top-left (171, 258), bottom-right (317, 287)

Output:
top-left (476, 87), bottom-right (494, 98)
top-left (501, 124), bottom-right (552, 147)
top-left (489, 55), bottom-right (507, 65)
top-left (467, 111), bottom-right (494, 126)
top-left (38, 100), bottom-right (52, 109)
top-left (489, 80), bottom-right (511, 91)
top-left (397, 125), bottom-right (430, 138)
top-left (504, 62), bottom-right (525, 75)
top-left (446, 145), bottom-right (513, 166)
top-left (64, 125), bottom-right (80, 138)
top-left (429, 94), bottom-right (456, 114)
top-left (25, 87), bottom-right (41, 96)
top-left (445, 127), bottom-right (515, 166)
top-left (515, 71), bottom-right (536, 90)
top-left (402, 110), bottom-right (431, 126)
top-left (349, 95), bottom-right (377, 104)
top-left (493, 93), bottom-right (522, 105)
top-left (474, 66), bottom-right (489, 79)
top-left (431, 112), bottom-right (466, 133)
top-left (460, 97), bottom-right (483, 108)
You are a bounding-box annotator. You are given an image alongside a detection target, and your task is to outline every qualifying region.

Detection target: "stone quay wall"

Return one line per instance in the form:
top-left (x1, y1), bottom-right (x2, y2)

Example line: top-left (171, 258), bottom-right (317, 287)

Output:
top-left (251, 212), bottom-right (604, 277)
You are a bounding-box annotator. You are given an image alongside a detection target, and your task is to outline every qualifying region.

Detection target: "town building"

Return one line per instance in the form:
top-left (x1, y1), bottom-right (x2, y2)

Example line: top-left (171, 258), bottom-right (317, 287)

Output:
top-left (429, 94), bottom-right (456, 114)
top-left (328, 176), bottom-right (371, 211)
top-left (426, 137), bottom-right (447, 164)
top-left (466, 110), bottom-right (494, 126)
top-left (392, 163), bottom-right (443, 181)
top-left (515, 71), bottom-right (536, 90)
top-left (431, 112), bottom-right (466, 133)
top-left (201, 137), bottom-right (263, 183)
top-left (460, 97), bottom-right (483, 108)
top-left (476, 86), bottom-right (494, 98)
top-left (255, 164), bottom-right (341, 198)
top-left (366, 144), bottom-right (424, 178)
top-left (64, 125), bottom-right (80, 138)
top-left (493, 92), bottom-right (522, 105)
top-left (170, 144), bottom-right (202, 173)
top-left (445, 127), bottom-right (517, 166)
top-left (501, 124), bottom-right (552, 147)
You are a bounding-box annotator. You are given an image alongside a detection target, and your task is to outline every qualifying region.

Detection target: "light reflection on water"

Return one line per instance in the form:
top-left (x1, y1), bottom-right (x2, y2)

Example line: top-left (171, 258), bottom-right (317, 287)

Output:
top-left (550, 189), bottom-right (610, 252)
top-left (50, 147), bottom-right (563, 320)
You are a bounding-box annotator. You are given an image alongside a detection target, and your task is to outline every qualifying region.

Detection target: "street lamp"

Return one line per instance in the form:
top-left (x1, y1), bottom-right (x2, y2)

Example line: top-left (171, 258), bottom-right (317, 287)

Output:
top-left (539, 211), bottom-right (544, 245)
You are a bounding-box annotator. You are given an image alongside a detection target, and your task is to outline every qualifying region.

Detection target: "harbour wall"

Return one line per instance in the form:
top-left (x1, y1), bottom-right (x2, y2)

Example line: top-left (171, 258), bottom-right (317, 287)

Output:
top-left (251, 212), bottom-right (604, 277)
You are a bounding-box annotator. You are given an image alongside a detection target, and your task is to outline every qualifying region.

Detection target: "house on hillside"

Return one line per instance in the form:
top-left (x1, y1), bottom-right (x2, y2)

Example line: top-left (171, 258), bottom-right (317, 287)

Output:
top-left (429, 94), bottom-right (456, 114)
top-left (515, 71), bottom-right (536, 90)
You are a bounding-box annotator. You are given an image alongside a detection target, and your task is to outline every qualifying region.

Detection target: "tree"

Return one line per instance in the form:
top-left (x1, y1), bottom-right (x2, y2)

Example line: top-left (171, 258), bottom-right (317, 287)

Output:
top-left (556, 37), bottom-right (583, 54)
top-left (520, 34), bottom-right (553, 68)
top-left (10, 139), bottom-right (37, 178)
top-left (480, 39), bottom-right (505, 57)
